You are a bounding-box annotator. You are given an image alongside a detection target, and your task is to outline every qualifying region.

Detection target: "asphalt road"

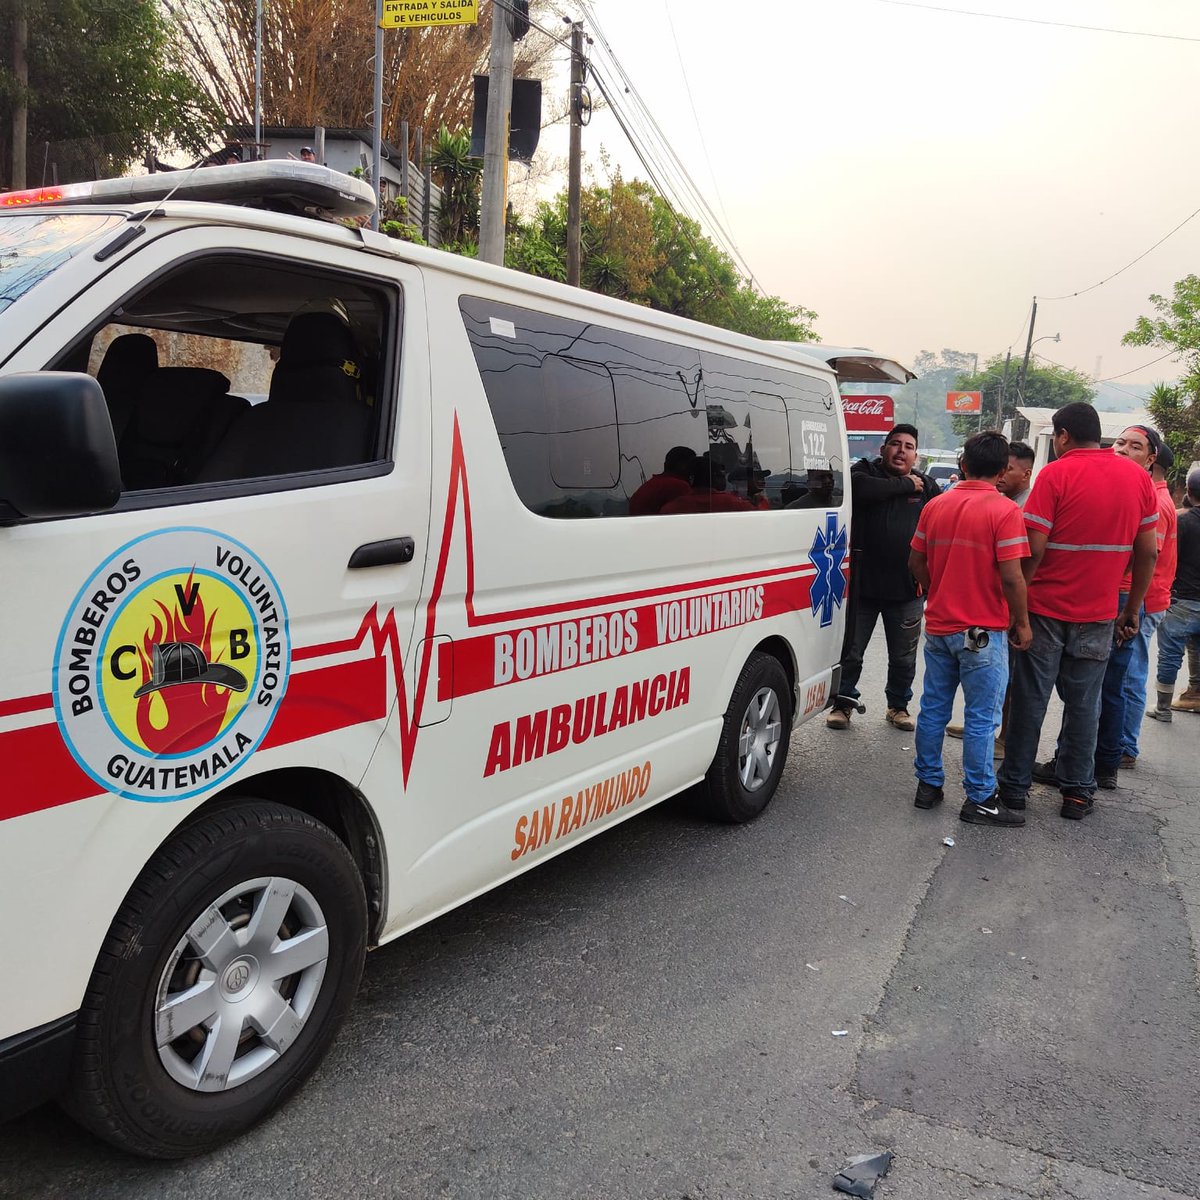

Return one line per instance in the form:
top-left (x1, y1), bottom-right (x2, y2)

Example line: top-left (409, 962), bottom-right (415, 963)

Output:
top-left (3, 637), bottom-right (1199, 1200)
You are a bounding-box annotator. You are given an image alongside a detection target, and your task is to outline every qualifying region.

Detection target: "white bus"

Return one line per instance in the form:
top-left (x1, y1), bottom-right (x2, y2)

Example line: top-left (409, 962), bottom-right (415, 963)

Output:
top-left (0, 164), bottom-right (851, 1156)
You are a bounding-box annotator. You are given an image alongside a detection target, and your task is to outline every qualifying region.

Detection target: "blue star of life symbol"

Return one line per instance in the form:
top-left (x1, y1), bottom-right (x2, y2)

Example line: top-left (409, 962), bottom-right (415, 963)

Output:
top-left (808, 512), bottom-right (848, 627)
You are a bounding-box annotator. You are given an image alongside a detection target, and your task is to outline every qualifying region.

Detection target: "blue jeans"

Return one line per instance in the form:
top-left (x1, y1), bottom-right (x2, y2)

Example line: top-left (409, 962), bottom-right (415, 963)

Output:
top-left (1095, 594), bottom-right (1138, 774)
top-left (1120, 606), bottom-right (1164, 758)
top-left (915, 630), bottom-right (1008, 803)
top-left (998, 613), bottom-right (1113, 802)
top-left (839, 595), bottom-right (924, 709)
top-left (1156, 599), bottom-right (1200, 687)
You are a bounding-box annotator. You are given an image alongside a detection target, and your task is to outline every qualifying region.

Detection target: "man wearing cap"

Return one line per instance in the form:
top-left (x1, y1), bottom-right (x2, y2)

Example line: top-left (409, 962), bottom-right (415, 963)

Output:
top-left (1117, 432), bottom-right (1177, 761)
top-left (997, 403), bottom-right (1158, 821)
top-left (299, 146), bottom-right (317, 163)
top-left (827, 423), bottom-right (940, 731)
top-left (1148, 467), bottom-right (1200, 720)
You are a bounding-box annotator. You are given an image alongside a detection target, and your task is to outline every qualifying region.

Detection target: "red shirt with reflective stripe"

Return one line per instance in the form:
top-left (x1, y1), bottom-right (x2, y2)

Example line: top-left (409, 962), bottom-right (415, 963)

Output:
top-left (1023, 447), bottom-right (1159, 622)
top-left (1145, 479), bottom-right (1178, 613)
top-left (910, 480), bottom-right (1030, 635)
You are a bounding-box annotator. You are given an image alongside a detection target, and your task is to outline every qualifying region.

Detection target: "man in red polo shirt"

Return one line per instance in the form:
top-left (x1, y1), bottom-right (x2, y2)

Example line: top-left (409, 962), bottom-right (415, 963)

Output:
top-left (629, 446), bottom-right (698, 516)
top-left (909, 431), bottom-right (1031, 825)
top-left (997, 403), bottom-right (1158, 820)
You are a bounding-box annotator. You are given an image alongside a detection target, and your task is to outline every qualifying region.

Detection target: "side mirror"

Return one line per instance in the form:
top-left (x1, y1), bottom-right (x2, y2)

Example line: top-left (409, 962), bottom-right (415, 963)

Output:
top-left (0, 372), bottom-right (121, 519)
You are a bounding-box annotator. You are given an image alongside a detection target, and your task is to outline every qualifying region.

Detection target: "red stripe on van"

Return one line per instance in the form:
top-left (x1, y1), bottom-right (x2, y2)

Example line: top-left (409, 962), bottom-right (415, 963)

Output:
top-left (0, 692), bottom-right (51, 718)
top-left (1, 722), bottom-right (98, 820)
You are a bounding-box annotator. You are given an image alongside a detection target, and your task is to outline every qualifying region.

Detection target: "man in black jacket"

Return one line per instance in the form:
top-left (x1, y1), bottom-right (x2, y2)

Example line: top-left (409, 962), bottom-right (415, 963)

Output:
top-left (828, 423), bottom-right (941, 730)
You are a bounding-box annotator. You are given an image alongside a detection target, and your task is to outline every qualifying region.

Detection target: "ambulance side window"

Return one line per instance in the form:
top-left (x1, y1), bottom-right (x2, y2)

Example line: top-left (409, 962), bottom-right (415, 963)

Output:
top-left (48, 255), bottom-right (397, 497)
top-left (460, 295), bottom-right (706, 519)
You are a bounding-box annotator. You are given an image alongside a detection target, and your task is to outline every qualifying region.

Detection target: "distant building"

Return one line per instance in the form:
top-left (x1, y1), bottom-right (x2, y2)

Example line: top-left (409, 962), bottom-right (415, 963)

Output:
top-left (228, 125), bottom-right (443, 245)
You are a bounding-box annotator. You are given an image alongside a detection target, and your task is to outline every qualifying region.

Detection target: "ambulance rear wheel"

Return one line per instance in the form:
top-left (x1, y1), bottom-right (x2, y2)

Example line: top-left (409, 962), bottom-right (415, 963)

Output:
top-left (63, 800), bottom-right (367, 1159)
top-left (701, 651), bottom-right (792, 822)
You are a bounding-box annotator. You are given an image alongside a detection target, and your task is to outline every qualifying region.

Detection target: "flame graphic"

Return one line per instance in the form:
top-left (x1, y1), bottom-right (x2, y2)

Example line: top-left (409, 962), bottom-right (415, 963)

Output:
top-left (135, 569), bottom-right (236, 754)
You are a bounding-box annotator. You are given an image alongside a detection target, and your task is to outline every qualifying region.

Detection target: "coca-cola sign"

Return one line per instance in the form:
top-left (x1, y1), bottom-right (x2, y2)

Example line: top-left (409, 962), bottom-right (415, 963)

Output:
top-left (840, 393), bottom-right (894, 432)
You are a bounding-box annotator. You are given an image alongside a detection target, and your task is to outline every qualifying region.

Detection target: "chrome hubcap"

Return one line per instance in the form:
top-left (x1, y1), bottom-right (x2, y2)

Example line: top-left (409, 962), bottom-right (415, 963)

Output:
top-left (154, 876), bottom-right (329, 1093)
top-left (738, 686), bottom-right (781, 792)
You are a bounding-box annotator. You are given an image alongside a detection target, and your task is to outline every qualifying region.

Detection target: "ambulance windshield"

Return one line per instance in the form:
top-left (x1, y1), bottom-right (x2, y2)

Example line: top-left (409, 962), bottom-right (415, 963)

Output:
top-left (0, 212), bottom-right (124, 313)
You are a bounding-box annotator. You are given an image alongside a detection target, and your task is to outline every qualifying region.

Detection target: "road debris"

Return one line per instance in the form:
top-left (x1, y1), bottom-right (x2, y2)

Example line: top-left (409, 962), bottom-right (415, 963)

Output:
top-left (832, 1029), bottom-right (849, 1037)
top-left (942, 836), bottom-right (955, 847)
top-left (838, 894), bottom-right (858, 906)
top-left (832, 1150), bottom-right (895, 1197)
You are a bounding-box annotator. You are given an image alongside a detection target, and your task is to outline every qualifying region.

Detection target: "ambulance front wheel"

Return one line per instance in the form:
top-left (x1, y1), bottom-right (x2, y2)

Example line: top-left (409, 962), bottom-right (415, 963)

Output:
top-left (701, 651), bottom-right (792, 822)
top-left (63, 800), bottom-right (368, 1159)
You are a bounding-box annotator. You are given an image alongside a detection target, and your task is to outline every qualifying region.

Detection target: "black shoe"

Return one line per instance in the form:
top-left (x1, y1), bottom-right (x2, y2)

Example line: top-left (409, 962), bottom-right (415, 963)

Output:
top-left (999, 793), bottom-right (1027, 811)
top-left (1032, 757), bottom-right (1059, 786)
top-left (1060, 792), bottom-right (1095, 820)
top-left (914, 781), bottom-right (944, 809)
top-left (959, 795), bottom-right (1025, 827)
top-left (1094, 770), bottom-right (1118, 791)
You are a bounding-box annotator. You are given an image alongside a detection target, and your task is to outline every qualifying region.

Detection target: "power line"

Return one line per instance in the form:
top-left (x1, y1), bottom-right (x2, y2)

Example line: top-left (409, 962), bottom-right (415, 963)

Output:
top-left (870, 0), bottom-right (1200, 43)
top-left (1097, 351), bottom-right (1178, 382)
top-left (1041, 202), bottom-right (1200, 300)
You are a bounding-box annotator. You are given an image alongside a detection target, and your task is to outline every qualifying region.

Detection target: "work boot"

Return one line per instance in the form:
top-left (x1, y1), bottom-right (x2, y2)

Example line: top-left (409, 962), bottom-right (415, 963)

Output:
top-left (1060, 792), bottom-right (1095, 820)
top-left (1119, 754), bottom-right (1137, 769)
top-left (946, 723), bottom-right (964, 739)
top-left (1146, 688), bottom-right (1174, 723)
top-left (885, 707), bottom-right (916, 731)
top-left (914, 781), bottom-right (944, 809)
top-left (1032, 757), bottom-right (1059, 785)
top-left (1094, 769), bottom-right (1119, 791)
top-left (826, 704), bottom-right (852, 730)
top-left (1171, 687), bottom-right (1200, 713)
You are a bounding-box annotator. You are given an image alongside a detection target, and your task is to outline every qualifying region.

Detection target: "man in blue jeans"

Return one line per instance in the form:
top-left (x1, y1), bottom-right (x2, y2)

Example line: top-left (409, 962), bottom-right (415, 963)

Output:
top-left (909, 431), bottom-right (1032, 825)
top-left (998, 404), bottom-right (1158, 820)
top-left (1148, 468), bottom-right (1200, 720)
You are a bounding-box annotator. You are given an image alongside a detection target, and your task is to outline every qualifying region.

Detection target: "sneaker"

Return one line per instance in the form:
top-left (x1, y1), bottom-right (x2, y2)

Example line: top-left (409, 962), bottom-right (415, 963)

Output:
top-left (914, 781), bottom-right (944, 809)
top-left (959, 795), bottom-right (1025, 827)
top-left (1032, 757), bottom-right (1059, 786)
top-left (1171, 689), bottom-right (1200, 713)
top-left (1094, 770), bottom-right (1118, 791)
top-left (1146, 706), bottom-right (1173, 723)
top-left (945, 723), bottom-right (964, 740)
top-left (1118, 754), bottom-right (1137, 769)
top-left (999, 792), bottom-right (1026, 811)
top-left (886, 707), bottom-right (916, 731)
top-left (1060, 792), bottom-right (1095, 820)
top-left (826, 705), bottom-right (852, 730)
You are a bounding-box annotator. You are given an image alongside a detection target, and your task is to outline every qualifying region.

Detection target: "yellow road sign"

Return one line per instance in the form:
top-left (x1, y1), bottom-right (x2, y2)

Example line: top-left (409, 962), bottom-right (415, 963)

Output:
top-left (381, 0), bottom-right (478, 28)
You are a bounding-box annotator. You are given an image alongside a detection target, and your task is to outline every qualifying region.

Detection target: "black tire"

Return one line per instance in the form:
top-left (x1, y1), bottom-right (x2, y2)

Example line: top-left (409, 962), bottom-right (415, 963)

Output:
top-left (62, 800), bottom-right (367, 1159)
top-left (700, 651), bottom-right (793, 823)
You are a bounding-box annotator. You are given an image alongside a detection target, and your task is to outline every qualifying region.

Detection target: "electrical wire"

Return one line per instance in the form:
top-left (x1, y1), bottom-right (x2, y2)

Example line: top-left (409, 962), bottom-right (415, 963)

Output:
top-left (662, 0), bottom-right (734, 237)
top-left (1040, 202), bottom-right (1200, 300)
top-left (869, 0), bottom-right (1200, 43)
top-left (1096, 351), bottom-right (1177, 382)
top-left (576, 0), bottom-right (764, 290)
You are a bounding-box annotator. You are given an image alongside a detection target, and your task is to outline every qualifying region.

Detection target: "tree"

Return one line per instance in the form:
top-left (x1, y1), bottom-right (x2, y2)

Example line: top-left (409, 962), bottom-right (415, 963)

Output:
top-left (163, 0), bottom-right (559, 163)
top-left (0, 0), bottom-right (219, 187)
top-left (1145, 383), bottom-right (1200, 484)
top-left (1123, 276), bottom-right (1200, 475)
top-left (427, 124), bottom-right (481, 249)
top-left (948, 356), bottom-right (1094, 441)
top-left (887, 350), bottom-right (975, 450)
top-left (505, 176), bottom-right (817, 341)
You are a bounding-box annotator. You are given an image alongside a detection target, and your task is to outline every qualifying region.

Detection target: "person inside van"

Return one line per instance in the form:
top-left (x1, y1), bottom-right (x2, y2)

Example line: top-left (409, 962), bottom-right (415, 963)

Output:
top-left (660, 454), bottom-right (754, 514)
top-left (629, 445), bottom-right (698, 516)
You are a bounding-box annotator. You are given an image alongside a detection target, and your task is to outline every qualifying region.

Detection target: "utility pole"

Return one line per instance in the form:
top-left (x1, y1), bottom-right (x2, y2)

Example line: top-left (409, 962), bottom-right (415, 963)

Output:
top-left (1017, 296), bottom-right (1038, 408)
top-left (253, 0), bottom-right (262, 161)
top-left (12, 11), bottom-right (27, 190)
top-left (479, 0), bottom-right (514, 264)
top-left (371, 0), bottom-right (384, 231)
top-left (565, 21), bottom-right (585, 286)
top-left (999, 349), bottom-right (1012, 426)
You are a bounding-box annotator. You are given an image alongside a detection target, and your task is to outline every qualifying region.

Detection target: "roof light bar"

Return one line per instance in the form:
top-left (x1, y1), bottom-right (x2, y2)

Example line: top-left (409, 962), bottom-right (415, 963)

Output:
top-left (0, 162), bottom-right (376, 221)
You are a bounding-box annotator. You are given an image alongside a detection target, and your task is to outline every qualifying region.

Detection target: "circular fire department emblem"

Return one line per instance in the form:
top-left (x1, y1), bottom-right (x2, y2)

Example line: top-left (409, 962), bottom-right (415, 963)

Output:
top-left (53, 528), bottom-right (290, 802)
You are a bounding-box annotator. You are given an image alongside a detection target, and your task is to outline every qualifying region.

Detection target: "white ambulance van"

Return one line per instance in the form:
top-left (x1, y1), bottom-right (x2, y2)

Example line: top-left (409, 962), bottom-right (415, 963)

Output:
top-left (0, 164), bottom-right (851, 1156)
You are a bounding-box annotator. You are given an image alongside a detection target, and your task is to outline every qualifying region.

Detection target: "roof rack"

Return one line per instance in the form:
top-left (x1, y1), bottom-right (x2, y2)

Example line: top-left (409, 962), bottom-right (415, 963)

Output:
top-left (0, 161), bottom-right (376, 221)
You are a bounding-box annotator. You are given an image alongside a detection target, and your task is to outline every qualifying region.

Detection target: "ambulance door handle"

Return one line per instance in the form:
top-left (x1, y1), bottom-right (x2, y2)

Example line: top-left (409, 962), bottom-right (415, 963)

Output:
top-left (348, 537), bottom-right (415, 568)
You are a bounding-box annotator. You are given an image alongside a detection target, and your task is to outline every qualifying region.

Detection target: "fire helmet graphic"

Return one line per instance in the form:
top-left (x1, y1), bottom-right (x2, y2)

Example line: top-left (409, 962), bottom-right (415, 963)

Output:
top-left (54, 529), bottom-right (290, 802)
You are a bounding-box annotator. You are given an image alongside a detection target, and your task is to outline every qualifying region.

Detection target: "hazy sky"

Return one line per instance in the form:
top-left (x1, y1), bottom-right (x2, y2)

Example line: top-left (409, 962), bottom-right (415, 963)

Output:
top-left (529, 0), bottom-right (1200, 392)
